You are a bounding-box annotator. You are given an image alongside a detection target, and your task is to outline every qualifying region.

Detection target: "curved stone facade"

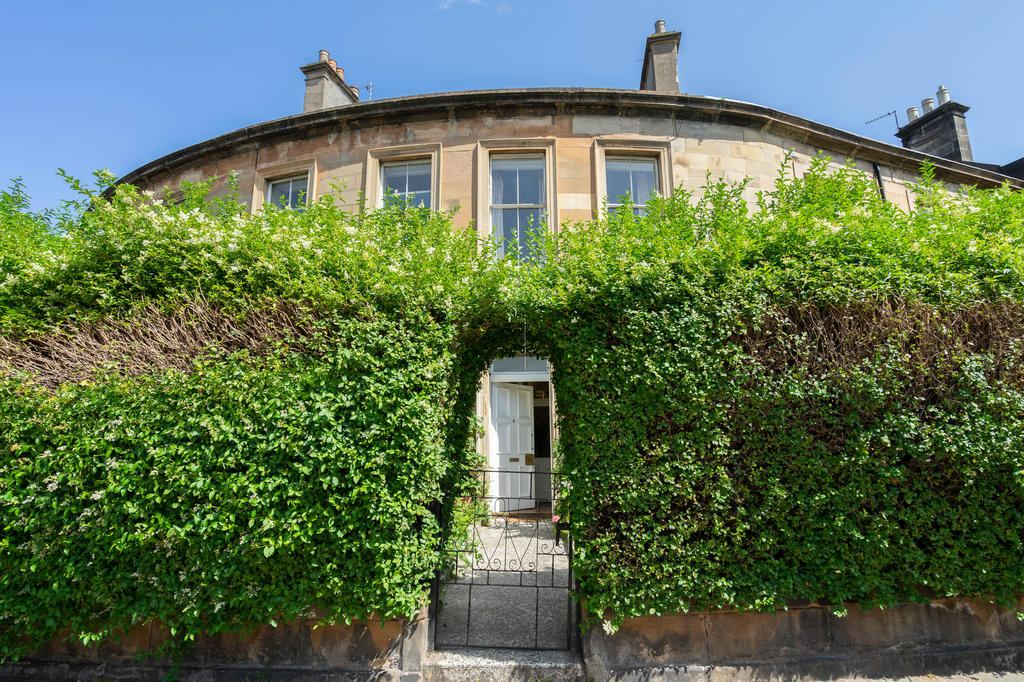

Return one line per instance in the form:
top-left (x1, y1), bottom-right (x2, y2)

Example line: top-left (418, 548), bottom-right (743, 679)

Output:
top-left (120, 89), bottom-right (1023, 236)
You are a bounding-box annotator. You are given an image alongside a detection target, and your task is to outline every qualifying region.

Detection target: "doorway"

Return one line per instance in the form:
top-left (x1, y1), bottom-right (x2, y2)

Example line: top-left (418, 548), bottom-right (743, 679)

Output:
top-left (433, 357), bottom-right (576, 652)
top-left (489, 380), bottom-right (552, 513)
top-left (486, 355), bottom-right (553, 515)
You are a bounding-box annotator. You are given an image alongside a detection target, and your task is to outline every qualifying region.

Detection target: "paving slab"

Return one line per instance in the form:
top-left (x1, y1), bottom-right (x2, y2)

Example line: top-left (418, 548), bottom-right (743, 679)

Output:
top-left (423, 646), bottom-right (584, 682)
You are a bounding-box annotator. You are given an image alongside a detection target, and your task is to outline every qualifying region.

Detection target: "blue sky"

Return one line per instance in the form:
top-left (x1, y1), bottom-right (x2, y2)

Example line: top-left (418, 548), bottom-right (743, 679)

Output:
top-left (2, 0), bottom-right (1021, 211)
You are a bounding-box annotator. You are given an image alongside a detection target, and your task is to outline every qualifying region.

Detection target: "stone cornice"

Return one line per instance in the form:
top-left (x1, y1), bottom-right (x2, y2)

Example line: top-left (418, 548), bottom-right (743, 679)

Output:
top-left (116, 89), bottom-right (1023, 190)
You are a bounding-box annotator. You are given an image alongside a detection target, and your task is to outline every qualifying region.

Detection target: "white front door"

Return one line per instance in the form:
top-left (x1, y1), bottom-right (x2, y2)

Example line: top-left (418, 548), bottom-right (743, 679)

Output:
top-left (490, 383), bottom-right (535, 512)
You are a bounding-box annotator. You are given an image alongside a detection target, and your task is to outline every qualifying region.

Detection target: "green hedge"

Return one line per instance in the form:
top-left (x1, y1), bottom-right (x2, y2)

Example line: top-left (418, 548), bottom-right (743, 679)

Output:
top-left (545, 298), bottom-right (1024, 621)
top-left (0, 179), bottom-right (494, 657)
top-left (529, 160), bottom-right (1024, 624)
top-left (2, 159), bottom-right (1023, 654)
top-left (0, 314), bottom-right (462, 655)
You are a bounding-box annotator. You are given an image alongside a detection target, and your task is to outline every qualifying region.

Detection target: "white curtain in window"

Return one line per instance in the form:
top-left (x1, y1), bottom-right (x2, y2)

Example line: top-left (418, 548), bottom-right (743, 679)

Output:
top-left (606, 156), bottom-right (658, 213)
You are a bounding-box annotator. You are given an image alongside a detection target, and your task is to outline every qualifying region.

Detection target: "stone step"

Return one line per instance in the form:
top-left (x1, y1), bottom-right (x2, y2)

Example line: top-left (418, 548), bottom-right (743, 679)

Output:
top-left (423, 647), bottom-right (584, 682)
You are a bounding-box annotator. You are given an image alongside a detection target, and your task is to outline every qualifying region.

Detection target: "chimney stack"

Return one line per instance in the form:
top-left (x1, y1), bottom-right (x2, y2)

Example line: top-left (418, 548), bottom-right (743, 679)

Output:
top-left (300, 49), bottom-right (359, 112)
top-left (895, 86), bottom-right (973, 163)
top-left (639, 20), bottom-right (682, 93)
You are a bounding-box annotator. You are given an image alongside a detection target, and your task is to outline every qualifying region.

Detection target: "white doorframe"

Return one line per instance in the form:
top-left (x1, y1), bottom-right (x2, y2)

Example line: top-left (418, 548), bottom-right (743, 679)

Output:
top-left (489, 372), bottom-right (550, 383)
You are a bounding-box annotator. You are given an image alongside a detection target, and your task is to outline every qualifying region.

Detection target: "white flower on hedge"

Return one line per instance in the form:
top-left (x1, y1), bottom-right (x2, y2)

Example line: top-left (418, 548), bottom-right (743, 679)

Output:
top-left (602, 620), bottom-right (618, 635)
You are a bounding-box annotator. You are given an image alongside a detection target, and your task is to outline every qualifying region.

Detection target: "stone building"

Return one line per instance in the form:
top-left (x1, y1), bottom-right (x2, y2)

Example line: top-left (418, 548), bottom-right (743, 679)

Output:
top-left (119, 11), bottom-right (1021, 536)
top-left (23, 21), bottom-right (1017, 680)
top-left (120, 22), bottom-right (1023, 223)
top-left (118, 20), bottom-right (1024, 514)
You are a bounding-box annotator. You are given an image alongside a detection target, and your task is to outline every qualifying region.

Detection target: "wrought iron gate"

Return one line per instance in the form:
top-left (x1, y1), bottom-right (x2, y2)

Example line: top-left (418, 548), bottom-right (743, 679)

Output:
top-left (433, 469), bottom-right (576, 651)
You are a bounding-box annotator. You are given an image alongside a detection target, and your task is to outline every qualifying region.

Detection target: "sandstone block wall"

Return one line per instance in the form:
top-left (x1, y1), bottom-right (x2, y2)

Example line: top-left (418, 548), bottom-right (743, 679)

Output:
top-left (583, 598), bottom-right (1024, 680)
top-left (1, 610), bottom-right (428, 682)
top-left (134, 107), bottom-right (967, 231)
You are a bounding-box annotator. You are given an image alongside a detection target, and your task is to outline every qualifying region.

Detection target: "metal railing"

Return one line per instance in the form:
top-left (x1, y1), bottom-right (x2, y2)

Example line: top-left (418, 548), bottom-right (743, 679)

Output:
top-left (434, 469), bottom-right (576, 651)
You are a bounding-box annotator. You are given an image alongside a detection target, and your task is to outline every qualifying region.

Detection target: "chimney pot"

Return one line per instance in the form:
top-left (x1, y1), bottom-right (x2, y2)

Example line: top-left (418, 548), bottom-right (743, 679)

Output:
top-left (937, 85), bottom-right (951, 105)
top-left (897, 96), bottom-right (973, 163)
top-left (302, 52), bottom-right (358, 112)
top-left (654, 19), bottom-right (666, 33)
top-left (351, 85), bottom-right (360, 98)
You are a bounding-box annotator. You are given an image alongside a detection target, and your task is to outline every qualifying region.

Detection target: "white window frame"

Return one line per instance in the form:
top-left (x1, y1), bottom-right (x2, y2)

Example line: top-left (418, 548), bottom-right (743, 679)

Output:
top-left (604, 155), bottom-right (660, 215)
top-left (379, 158), bottom-right (434, 208)
top-left (593, 138), bottom-right (672, 217)
top-left (489, 153), bottom-right (547, 259)
top-left (365, 143), bottom-right (442, 210)
top-left (252, 160), bottom-right (317, 212)
top-left (475, 138), bottom-right (557, 257)
top-left (266, 175), bottom-right (309, 210)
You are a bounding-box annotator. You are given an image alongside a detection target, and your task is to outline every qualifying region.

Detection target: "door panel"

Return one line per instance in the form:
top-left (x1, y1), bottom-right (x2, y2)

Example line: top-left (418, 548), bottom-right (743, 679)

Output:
top-left (490, 383), bottom-right (536, 512)
top-left (515, 387), bottom-right (534, 503)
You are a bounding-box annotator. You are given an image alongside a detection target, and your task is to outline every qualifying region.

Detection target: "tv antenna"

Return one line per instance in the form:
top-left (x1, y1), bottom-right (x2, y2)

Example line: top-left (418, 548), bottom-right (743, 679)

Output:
top-left (865, 110), bottom-right (899, 131)
top-left (364, 82), bottom-right (374, 101)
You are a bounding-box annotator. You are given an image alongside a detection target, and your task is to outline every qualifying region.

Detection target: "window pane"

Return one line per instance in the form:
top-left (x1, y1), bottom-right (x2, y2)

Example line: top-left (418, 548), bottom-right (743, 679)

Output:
top-left (491, 160), bottom-right (518, 204)
top-left (519, 208), bottom-right (543, 260)
top-left (381, 160), bottom-right (433, 208)
top-left (382, 164), bottom-right (407, 196)
top-left (267, 176), bottom-right (308, 210)
top-left (492, 207), bottom-right (521, 257)
top-left (408, 190), bottom-right (431, 208)
top-left (607, 156), bottom-right (659, 212)
top-left (269, 180), bottom-right (290, 207)
top-left (606, 160), bottom-right (632, 204)
top-left (290, 177), bottom-right (308, 209)
top-left (516, 159), bottom-right (544, 205)
top-left (406, 162), bottom-right (431, 193)
top-left (631, 159), bottom-right (658, 205)
top-left (490, 356), bottom-right (550, 374)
